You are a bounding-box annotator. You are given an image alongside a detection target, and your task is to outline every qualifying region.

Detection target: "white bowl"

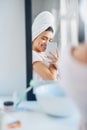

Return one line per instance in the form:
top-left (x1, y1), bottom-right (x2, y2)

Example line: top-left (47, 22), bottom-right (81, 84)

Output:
top-left (34, 81), bottom-right (77, 117)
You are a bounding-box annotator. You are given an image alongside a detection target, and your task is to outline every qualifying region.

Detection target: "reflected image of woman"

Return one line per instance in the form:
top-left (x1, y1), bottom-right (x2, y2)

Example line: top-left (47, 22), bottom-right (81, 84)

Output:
top-left (32, 11), bottom-right (59, 81)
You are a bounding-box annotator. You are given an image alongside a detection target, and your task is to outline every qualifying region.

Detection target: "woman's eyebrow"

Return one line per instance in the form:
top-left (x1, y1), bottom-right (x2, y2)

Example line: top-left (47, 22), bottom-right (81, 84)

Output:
top-left (41, 36), bottom-right (53, 41)
top-left (42, 36), bottom-right (48, 39)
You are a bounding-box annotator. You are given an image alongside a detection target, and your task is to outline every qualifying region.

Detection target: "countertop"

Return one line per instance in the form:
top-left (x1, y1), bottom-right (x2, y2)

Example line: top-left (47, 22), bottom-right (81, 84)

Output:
top-left (0, 100), bottom-right (80, 130)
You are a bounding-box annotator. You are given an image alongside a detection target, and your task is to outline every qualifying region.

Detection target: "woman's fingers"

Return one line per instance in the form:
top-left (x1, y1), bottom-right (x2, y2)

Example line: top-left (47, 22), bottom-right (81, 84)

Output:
top-left (49, 48), bottom-right (59, 57)
top-left (47, 55), bottom-right (58, 62)
top-left (48, 51), bottom-right (58, 59)
top-left (45, 48), bottom-right (59, 64)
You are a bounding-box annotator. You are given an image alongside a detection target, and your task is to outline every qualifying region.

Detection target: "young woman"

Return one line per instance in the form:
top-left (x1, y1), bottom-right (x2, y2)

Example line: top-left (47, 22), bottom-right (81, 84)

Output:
top-left (32, 11), bottom-right (59, 81)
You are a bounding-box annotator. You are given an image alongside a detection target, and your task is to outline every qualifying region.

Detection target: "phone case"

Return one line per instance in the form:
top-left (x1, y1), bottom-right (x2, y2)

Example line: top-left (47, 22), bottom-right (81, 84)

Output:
top-left (45, 42), bottom-right (58, 56)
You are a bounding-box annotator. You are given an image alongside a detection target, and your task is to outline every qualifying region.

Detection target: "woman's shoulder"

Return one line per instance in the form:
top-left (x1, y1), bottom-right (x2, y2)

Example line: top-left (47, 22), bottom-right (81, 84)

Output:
top-left (32, 50), bottom-right (38, 55)
top-left (32, 50), bottom-right (40, 57)
top-left (32, 50), bottom-right (43, 62)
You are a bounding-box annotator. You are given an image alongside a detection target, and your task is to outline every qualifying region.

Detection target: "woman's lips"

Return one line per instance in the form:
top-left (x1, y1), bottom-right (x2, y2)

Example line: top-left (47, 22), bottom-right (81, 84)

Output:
top-left (42, 45), bottom-right (47, 50)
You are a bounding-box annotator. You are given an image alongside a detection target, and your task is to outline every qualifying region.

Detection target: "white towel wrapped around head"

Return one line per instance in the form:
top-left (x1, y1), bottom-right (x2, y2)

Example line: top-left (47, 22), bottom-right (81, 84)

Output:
top-left (32, 11), bottom-right (55, 41)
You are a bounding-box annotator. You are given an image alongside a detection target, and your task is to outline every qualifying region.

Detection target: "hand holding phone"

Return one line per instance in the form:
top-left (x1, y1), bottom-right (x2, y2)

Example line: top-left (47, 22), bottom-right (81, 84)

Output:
top-left (45, 42), bottom-right (58, 56)
top-left (45, 42), bottom-right (59, 65)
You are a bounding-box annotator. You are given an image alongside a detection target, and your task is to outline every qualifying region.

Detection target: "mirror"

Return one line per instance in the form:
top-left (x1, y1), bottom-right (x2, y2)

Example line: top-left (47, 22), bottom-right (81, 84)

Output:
top-left (32, 0), bottom-right (81, 48)
top-left (31, 0), bottom-right (79, 80)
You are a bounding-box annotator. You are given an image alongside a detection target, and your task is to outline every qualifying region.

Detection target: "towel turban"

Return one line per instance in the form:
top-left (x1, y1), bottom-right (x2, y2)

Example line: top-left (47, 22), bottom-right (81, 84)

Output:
top-left (32, 11), bottom-right (55, 41)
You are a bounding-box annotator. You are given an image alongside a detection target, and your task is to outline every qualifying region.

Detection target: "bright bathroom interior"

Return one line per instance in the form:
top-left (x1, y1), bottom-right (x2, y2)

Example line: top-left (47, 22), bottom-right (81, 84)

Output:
top-left (0, 0), bottom-right (86, 129)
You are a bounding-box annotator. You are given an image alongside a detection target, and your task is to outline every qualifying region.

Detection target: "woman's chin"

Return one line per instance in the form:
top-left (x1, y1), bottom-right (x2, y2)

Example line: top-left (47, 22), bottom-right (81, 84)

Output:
top-left (41, 49), bottom-right (46, 52)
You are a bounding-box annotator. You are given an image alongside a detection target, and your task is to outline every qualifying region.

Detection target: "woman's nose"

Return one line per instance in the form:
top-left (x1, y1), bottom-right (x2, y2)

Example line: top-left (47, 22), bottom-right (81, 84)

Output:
top-left (42, 40), bottom-right (48, 44)
top-left (42, 38), bottom-right (49, 44)
top-left (46, 40), bottom-right (49, 44)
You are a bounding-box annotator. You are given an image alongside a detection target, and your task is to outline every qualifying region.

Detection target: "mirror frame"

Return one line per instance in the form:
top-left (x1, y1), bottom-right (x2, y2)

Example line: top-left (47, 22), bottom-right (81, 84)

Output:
top-left (25, 0), bottom-right (36, 100)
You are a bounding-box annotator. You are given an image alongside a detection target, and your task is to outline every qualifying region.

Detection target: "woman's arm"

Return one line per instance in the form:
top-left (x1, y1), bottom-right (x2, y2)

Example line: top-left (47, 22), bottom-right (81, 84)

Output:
top-left (32, 49), bottom-right (59, 80)
top-left (33, 61), bottom-right (58, 80)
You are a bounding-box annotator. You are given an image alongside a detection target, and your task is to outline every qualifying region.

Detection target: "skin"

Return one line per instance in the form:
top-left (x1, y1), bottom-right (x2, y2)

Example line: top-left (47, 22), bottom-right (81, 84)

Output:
top-left (72, 43), bottom-right (87, 64)
top-left (32, 31), bottom-right (59, 80)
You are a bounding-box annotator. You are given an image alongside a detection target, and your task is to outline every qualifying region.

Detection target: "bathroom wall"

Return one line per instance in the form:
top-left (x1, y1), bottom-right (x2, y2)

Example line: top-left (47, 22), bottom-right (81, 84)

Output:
top-left (0, 0), bottom-right (26, 96)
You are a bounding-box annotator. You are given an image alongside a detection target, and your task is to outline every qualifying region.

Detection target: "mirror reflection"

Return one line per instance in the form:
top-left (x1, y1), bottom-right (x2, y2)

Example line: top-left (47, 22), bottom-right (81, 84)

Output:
top-left (32, 0), bottom-right (79, 81)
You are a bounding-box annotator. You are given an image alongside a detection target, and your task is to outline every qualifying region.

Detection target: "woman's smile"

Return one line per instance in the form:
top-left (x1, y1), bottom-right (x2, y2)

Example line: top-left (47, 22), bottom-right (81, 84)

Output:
top-left (41, 44), bottom-right (47, 50)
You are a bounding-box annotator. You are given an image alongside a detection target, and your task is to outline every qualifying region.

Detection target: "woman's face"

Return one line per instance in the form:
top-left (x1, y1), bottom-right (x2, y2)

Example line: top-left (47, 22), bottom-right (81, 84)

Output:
top-left (32, 31), bottom-right (53, 52)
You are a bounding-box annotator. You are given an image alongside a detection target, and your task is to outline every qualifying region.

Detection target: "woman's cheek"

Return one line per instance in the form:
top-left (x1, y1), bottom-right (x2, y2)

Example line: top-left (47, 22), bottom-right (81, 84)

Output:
top-left (38, 42), bottom-right (41, 46)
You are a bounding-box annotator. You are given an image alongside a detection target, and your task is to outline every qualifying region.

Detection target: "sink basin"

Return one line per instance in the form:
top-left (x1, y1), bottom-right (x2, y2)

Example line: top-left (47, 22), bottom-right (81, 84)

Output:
top-left (33, 81), bottom-right (77, 117)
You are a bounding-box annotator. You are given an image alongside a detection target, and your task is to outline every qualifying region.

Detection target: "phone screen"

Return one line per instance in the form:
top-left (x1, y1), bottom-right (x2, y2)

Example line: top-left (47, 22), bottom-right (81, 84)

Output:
top-left (45, 42), bottom-right (58, 56)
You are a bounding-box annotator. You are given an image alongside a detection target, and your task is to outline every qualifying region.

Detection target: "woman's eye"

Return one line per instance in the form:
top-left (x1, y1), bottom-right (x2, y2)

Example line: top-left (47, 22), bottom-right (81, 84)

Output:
top-left (41, 37), bottom-right (45, 40)
top-left (41, 37), bottom-right (46, 41)
top-left (49, 39), bottom-right (53, 42)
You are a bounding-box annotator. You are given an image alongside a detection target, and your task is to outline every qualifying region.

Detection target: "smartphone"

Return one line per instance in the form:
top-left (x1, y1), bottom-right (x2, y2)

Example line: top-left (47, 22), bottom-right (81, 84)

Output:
top-left (45, 42), bottom-right (58, 56)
